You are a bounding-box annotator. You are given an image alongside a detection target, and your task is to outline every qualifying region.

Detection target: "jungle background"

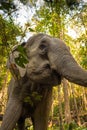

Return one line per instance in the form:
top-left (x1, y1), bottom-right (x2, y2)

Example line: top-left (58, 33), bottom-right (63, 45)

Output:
top-left (0, 0), bottom-right (87, 130)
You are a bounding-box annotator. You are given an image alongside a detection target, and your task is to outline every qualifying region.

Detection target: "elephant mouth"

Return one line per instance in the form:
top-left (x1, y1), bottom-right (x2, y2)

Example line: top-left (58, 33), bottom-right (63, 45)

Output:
top-left (33, 65), bottom-right (51, 75)
top-left (31, 68), bottom-right (62, 85)
top-left (27, 64), bottom-right (62, 85)
top-left (52, 70), bottom-right (62, 85)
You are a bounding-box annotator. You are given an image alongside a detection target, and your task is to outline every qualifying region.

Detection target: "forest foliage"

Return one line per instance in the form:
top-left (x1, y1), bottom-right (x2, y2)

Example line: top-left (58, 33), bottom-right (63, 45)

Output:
top-left (0, 0), bottom-right (87, 130)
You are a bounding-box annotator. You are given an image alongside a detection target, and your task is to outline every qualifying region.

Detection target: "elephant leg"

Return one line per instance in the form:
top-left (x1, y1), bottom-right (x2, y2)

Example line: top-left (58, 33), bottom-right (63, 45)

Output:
top-left (0, 98), bottom-right (22, 130)
top-left (17, 117), bottom-right (25, 130)
top-left (33, 88), bottom-right (52, 130)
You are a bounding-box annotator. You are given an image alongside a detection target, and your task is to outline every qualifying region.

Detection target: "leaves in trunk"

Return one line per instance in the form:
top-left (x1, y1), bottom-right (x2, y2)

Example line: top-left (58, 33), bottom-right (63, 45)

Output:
top-left (24, 96), bottom-right (33, 106)
top-left (15, 45), bottom-right (28, 68)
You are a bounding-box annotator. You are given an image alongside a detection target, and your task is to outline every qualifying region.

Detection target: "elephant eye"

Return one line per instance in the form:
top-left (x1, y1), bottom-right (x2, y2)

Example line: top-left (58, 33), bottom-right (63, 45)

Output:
top-left (39, 40), bottom-right (48, 50)
top-left (39, 43), bottom-right (48, 56)
top-left (39, 40), bottom-right (49, 56)
top-left (39, 44), bottom-right (46, 50)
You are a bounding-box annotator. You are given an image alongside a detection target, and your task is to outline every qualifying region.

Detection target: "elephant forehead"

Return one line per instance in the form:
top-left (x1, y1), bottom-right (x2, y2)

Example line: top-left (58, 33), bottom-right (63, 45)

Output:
top-left (26, 34), bottom-right (52, 49)
top-left (26, 41), bottom-right (39, 53)
top-left (30, 46), bottom-right (38, 54)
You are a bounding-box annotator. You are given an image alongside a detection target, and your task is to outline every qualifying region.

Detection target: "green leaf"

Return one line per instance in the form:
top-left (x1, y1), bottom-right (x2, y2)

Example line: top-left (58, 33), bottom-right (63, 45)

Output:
top-left (32, 92), bottom-right (42, 101)
top-left (24, 96), bottom-right (33, 106)
top-left (15, 45), bottom-right (28, 68)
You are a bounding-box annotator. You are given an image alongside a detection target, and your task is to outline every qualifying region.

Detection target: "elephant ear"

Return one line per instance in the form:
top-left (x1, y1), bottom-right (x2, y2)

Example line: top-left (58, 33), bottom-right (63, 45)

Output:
top-left (7, 43), bottom-right (28, 79)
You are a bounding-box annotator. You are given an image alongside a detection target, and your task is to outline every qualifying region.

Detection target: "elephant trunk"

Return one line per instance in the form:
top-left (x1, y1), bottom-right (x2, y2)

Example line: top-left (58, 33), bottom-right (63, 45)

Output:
top-left (60, 55), bottom-right (87, 87)
top-left (48, 39), bottom-right (87, 87)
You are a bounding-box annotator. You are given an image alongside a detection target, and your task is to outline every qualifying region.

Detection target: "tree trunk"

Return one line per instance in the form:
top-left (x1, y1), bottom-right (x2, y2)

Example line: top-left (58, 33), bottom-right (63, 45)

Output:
top-left (71, 83), bottom-right (81, 125)
top-left (58, 85), bottom-right (64, 130)
top-left (63, 79), bottom-right (72, 124)
top-left (82, 88), bottom-right (87, 111)
top-left (0, 72), bottom-right (8, 113)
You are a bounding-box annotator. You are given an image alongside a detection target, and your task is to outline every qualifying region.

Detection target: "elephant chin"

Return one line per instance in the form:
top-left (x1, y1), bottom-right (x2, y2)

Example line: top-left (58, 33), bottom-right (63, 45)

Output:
top-left (27, 70), bottom-right (62, 86)
top-left (52, 70), bottom-right (62, 85)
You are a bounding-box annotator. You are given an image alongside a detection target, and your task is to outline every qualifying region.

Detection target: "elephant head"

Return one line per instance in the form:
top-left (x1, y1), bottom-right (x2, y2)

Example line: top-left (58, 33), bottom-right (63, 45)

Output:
top-left (25, 33), bottom-right (87, 87)
top-left (7, 37), bottom-right (61, 86)
top-left (7, 33), bottom-right (87, 87)
top-left (24, 34), bottom-right (61, 85)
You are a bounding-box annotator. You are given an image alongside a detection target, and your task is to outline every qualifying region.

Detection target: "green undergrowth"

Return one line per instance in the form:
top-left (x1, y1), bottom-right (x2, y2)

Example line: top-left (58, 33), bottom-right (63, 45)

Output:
top-left (18, 125), bottom-right (87, 130)
top-left (12, 122), bottom-right (87, 130)
top-left (48, 125), bottom-right (87, 130)
top-left (13, 125), bottom-right (87, 130)
top-left (26, 127), bottom-right (87, 130)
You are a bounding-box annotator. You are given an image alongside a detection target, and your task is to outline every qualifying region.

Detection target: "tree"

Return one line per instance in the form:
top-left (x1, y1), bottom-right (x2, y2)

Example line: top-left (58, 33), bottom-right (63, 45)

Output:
top-left (0, 15), bottom-right (22, 85)
top-left (63, 79), bottom-right (72, 124)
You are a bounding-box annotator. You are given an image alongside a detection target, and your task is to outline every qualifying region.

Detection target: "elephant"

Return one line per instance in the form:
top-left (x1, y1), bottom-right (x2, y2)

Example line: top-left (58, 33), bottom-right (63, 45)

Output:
top-left (0, 33), bottom-right (87, 130)
top-left (25, 33), bottom-right (87, 87)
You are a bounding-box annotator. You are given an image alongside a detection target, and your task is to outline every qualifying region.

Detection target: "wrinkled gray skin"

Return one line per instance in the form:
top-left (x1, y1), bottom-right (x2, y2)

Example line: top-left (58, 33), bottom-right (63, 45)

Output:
top-left (1, 33), bottom-right (87, 130)
top-left (26, 33), bottom-right (87, 87)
